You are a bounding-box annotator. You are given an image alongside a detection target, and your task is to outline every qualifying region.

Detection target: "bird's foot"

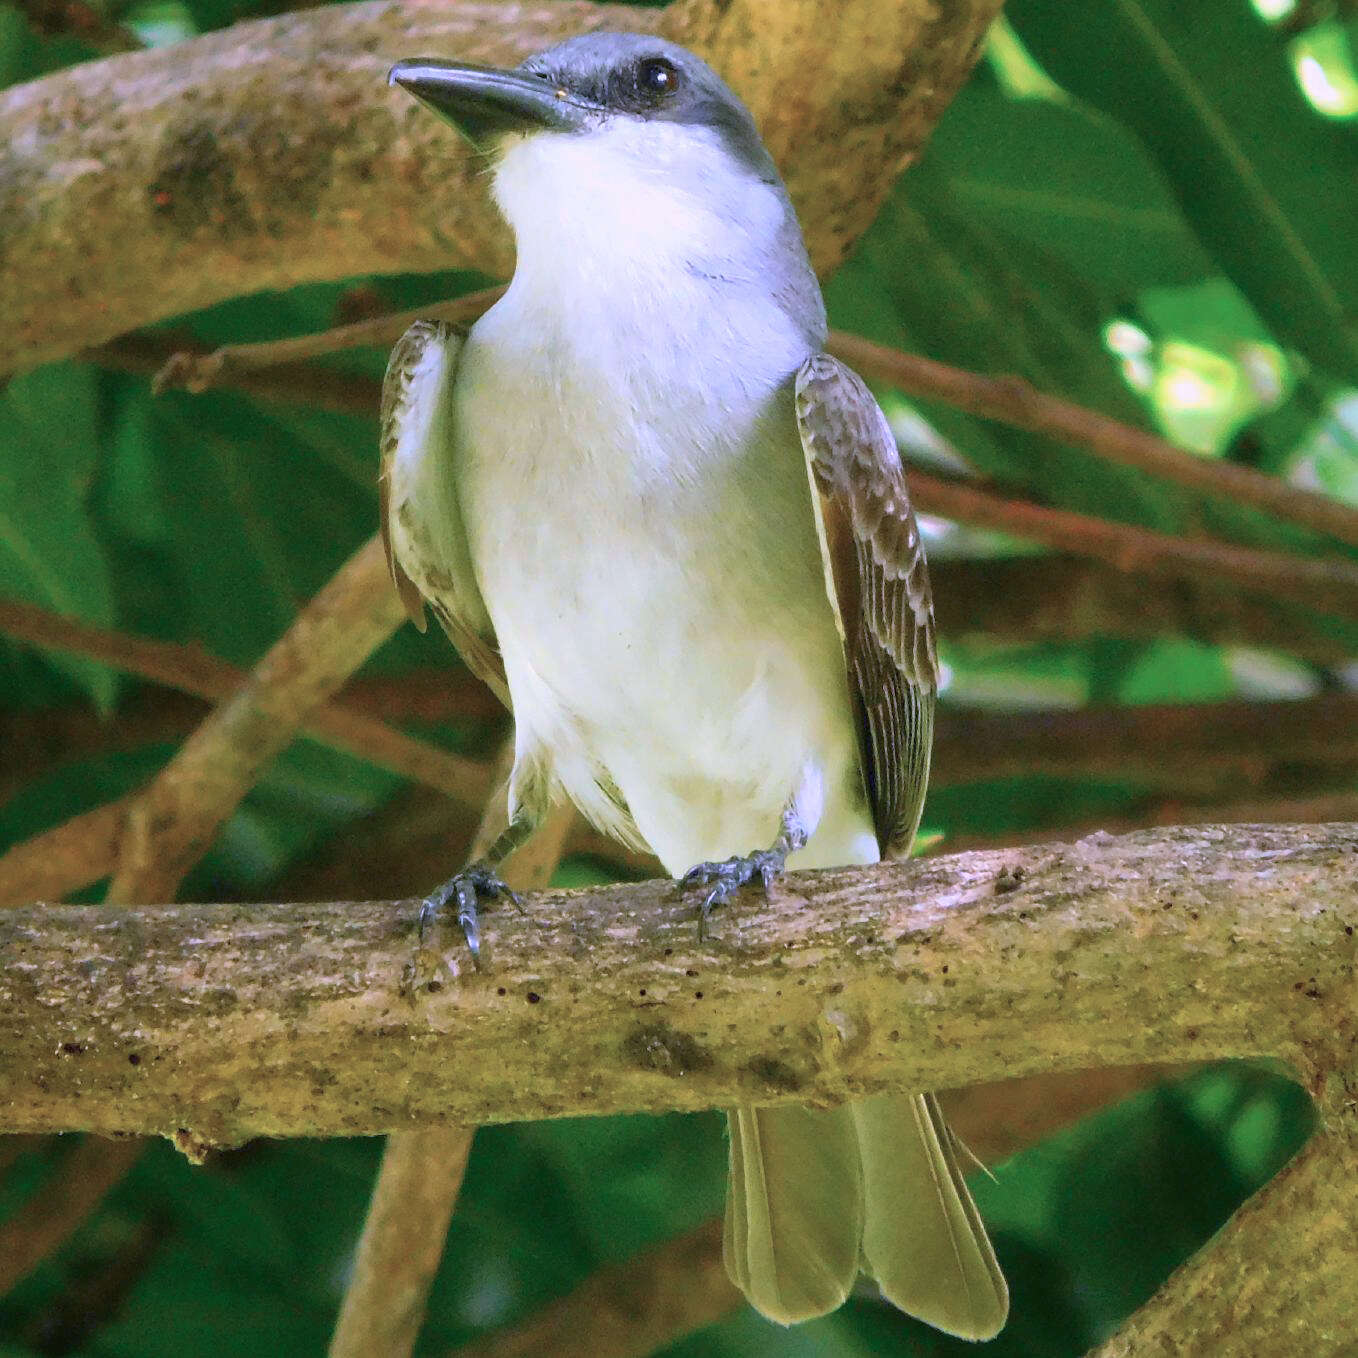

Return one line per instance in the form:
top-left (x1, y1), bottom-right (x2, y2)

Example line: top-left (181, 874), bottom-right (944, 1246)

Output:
top-left (419, 861), bottom-right (521, 962)
top-left (682, 845), bottom-right (790, 938)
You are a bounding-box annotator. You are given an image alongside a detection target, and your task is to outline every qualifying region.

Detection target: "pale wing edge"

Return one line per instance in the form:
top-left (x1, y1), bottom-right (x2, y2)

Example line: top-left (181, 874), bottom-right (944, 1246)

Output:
top-left (379, 319), bottom-right (509, 707)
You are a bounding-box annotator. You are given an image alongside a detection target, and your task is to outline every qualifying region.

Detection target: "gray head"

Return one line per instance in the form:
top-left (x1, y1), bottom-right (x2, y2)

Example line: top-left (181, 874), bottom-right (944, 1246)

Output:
top-left (389, 33), bottom-right (821, 342)
top-left (389, 33), bottom-right (778, 184)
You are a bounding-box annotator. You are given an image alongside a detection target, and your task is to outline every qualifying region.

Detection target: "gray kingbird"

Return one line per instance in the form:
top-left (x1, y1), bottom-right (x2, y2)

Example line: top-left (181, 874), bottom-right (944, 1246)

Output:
top-left (383, 33), bottom-right (1007, 1338)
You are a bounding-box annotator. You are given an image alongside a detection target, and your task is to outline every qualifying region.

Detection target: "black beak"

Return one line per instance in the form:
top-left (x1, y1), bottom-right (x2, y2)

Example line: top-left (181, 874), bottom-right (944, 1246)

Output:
top-left (388, 59), bottom-right (591, 147)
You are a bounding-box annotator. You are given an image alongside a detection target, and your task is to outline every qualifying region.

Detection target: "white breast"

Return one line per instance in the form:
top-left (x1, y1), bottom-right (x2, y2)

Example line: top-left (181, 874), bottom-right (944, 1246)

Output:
top-left (450, 124), bottom-right (877, 872)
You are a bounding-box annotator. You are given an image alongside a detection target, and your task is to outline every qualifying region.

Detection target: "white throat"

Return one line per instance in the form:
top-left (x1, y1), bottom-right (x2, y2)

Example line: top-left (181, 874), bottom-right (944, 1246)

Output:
top-left (493, 119), bottom-right (790, 304)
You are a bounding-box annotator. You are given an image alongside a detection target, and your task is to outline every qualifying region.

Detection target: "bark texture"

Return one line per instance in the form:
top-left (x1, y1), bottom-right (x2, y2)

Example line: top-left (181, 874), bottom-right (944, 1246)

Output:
top-left (0, 0), bottom-right (1002, 372)
top-left (1, 824), bottom-right (1353, 1146)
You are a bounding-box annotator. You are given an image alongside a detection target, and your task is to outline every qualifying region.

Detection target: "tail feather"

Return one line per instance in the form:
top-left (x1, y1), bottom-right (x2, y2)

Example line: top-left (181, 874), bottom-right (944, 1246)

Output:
top-left (723, 1094), bottom-right (1007, 1339)
top-left (854, 1091), bottom-right (1009, 1340)
top-left (723, 1104), bottom-right (863, 1324)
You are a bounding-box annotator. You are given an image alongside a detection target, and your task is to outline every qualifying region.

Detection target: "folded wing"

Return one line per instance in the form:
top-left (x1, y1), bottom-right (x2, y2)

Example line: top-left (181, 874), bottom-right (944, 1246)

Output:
top-left (379, 319), bottom-right (508, 707)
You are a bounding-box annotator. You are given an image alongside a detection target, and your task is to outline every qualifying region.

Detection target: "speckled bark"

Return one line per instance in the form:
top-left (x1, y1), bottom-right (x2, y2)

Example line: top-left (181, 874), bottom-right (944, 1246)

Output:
top-left (0, 0), bottom-right (1001, 372)
top-left (1, 823), bottom-right (1353, 1146)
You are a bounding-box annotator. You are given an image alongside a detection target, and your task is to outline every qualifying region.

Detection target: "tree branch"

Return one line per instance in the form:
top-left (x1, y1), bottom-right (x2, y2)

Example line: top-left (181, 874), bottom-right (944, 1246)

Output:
top-left (932, 555), bottom-right (1357, 667)
top-left (105, 535), bottom-right (405, 903)
top-left (125, 305), bottom-right (1358, 621)
top-left (108, 340), bottom-right (1358, 625)
top-left (1089, 1113), bottom-right (1358, 1358)
top-left (138, 288), bottom-right (1358, 563)
top-left (10, 0), bottom-right (143, 55)
top-left (0, 691), bottom-right (207, 809)
top-left (1, 823), bottom-right (1351, 1144)
top-left (329, 1126), bottom-right (477, 1358)
top-left (0, 796), bottom-right (132, 907)
top-left (1, 0), bottom-right (1001, 373)
top-left (8, 680), bottom-right (1355, 907)
top-left (828, 330), bottom-right (1358, 553)
top-left (450, 1218), bottom-right (737, 1358)
top-left (0, 596), bottom-right (495, 812)
top-left (931, 693), bottom-right (1358, 793)
top-left (910, 471), bottom-right (1358, 621)
top-left (13, 583), bottom-right (1352, 803)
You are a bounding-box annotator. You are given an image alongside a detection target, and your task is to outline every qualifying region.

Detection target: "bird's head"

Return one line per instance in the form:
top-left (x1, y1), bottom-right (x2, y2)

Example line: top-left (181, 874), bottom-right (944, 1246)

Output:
top-left (389, 34), bottom-right (795, 276)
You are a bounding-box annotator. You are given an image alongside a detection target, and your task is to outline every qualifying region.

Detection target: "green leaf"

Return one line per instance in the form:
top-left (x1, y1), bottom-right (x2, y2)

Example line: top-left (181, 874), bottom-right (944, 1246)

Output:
top-left (829, 174), bottom-right (1190, 532)
top-left (1009, 0), bottom-right (1358, 381)
top-left (833, 162), bottom-right (1352, 558)
top-left (926, 75), bottom-right (1214, 292)
top-left (0, 362), bottom-right (117, 710)
top-left (1115, 639), bottom-right (1233, 705)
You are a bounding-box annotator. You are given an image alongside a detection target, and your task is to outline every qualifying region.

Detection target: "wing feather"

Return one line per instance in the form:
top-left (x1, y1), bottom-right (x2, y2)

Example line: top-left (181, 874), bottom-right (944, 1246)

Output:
top-left (379, 320), bottom-right (509, 707)
top-left (795, 353), bottom-right (938, 858)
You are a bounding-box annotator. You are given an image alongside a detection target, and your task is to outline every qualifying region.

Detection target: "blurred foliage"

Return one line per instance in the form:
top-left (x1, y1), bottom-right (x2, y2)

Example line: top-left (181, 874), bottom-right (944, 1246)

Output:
top-left (0, 0), bottom-right (1354, 1353)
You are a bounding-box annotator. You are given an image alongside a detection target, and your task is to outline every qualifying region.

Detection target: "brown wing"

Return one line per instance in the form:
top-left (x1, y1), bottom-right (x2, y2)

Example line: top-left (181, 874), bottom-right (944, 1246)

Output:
top-left (795, 353), bottom-right (938, 859)
top-left (380, 320), bottom-right (509, 708)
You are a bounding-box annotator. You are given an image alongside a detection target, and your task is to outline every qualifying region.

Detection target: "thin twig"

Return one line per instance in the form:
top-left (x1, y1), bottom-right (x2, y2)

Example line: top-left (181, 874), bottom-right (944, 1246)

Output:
top-left (909, 471), bottom-right (1358, 620)
top-left (931, 693), bottom-right (1358, 792)
top-left (829, 330), bottom-right (1358, 552)
top-left (331, 744), bottom-right (575, 1358)
top-left (10, 0), bottom-right (143, 53)
top-left (88, 332), bottom-right (381, 419)
top-left (324, 689), bottom-right (1358, 796)
top-left (150, 288), bottom-right (507, 397)
top-left (931, 555), bottom-right (1356, 666)
top-left (0, 691), bottom-right (209, 809)
top-left (936, 788), bottom-right (1358, 854)
top-left (0, 797), bottom-right (132, 907)
top-left (105, 536), bottom-right (405, 904)
top-left (127, 292), bottom-right (1358, 561)
top-left (113, 320), bottom-right (1358, 621)
top-left (0, 596), bottom-right (494, 812)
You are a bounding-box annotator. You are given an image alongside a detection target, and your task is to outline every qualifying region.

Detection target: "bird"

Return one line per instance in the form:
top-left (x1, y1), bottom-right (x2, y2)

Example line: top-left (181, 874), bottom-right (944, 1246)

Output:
top-left (381, 32), bottom-right (1008, 1338)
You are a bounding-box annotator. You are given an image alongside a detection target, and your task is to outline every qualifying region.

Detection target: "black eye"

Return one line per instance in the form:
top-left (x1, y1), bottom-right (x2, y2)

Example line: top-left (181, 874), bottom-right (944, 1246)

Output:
top-left (636, 56), bottom-right (680, 99)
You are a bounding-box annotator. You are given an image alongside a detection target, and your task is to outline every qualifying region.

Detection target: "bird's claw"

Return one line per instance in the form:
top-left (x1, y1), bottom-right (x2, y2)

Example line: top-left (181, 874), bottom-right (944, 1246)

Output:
top-left (682, 847), bottom-right (788, 938)
top-left (419, 861), bottom-right (521, 962)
